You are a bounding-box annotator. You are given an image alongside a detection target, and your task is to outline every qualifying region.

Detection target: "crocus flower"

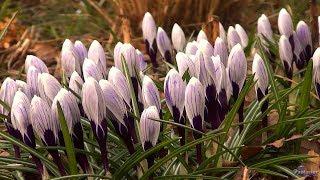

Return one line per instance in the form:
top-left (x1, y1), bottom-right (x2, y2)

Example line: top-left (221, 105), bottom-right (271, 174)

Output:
top-left (235, 24), bottom-right (248, 48)
top-left (37, 73), bottom-right (62, 104)
top-left (185, 41), bottom-right (199, 55)
top-left (74, 40), bottom-right (87, 64)
top-left (219, 22), bottom-right (227, 42)
top-left (27, 66), bottom-right (41, 97)
top-left (88, 40), bottom-right (107, 77)
top-left (99, 80), bottom-right (135, 154)
top-left (139, 106), bottom-right (161, 168)
top-left (61, 39), bottom-right (82, 78)
top-left (52, 88), bottom-right (90, 172)
top-left (164, 69), bottom-right (186, 145)
top-left (292, 32), bottom-right (305, 70)
top-left (11, 91), bottom-right (45, 176)
top-left (176, 52), bottom-right (197, 77)
top-left (114, 42), bottom-right (123, 70)
top-left (197, 30), bottom-right (208, 42)
top-left (214, 37), bottom-right (228, 66)
top-left (172, 23), bottom-right (186, 52)
top-left (278, 8), bottom-right (294, 50)
top-left (15, 80), bottom-right (31, 100)
top-left (25, 55), bottom-right (49, 74)
top-left (142, 12), bottom-right (158, 68)
top-left (82, 58), bottom-right (103, 81)
top-left (156, 27), bottom-right (173, 63)
top-left (136, 49), bottom-right (147, 71)
top-left (185, 77), bottom-right (205, 164)
top-left (279, 35), bottom-right (293, 80)
top-left (108, 67), bottom-right (131, 107)
top-left (69, 71), bottom-right (84, 98)
top-left (195, 50), bottom-right (219, 129)
top-left (198, 39), bottom-right (214, 59)
top-left (227, 26), bottom-right (242, 50)
top-left (142, 76), bottom-right (161, 117)
top-left (252, 54), bottom-right (269, 128)
top-left (30, 96), bottom-right (66, 175)
top-left (312, 48), bottom-right (320, 97)
top-left (227, 44), bottom-right (247, 132)
top-left (82, 77), bottom-right (109, 172)
top-left (296, 21), bottom-right (312, 63)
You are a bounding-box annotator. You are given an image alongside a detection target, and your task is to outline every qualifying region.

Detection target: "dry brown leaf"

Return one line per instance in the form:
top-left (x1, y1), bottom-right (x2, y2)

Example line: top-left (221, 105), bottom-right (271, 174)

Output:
top-left (285, 134), bottom-right (303, 142)
top-left (303, 150), bottom-right (320, 178)
top-left (268, 138), bottom-right (285, 148)
top-left (241, 146), bottom-right (263, 160)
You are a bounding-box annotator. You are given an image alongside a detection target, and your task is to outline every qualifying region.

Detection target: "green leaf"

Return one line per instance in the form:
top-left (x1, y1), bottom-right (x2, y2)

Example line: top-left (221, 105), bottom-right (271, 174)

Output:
top-left (154, 175), bottom-right (219, 179)
top-left (251, 167), bottom-right (288, 178)
top-left (50, 174), bottom-right (111, 180)
top-left (57, 102), bottom-right (78, 175)
top-left (272, 165), bottom-right (301, 178)
top-left (250, 155), bottom-right (310, 168)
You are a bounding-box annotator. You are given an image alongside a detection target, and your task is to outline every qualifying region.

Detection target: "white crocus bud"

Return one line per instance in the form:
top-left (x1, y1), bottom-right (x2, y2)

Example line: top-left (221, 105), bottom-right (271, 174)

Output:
top-left (312, 48), bottom-right (320, 97)
top-left (142, 76), bottom-right (161, 112)
top-left (0, 77), bottom-right (18, 115)
top-left (74, 40), bottom-right (87, 64)
top-left (139, 106), bottom-right (160, 149)
top-left (142, 12), bottom-right (157, 51)
top-left (197, 30), bottom-right (208, 42)
top-left (194, 50), bottom-right (213, 89)
top-left (82, 58), bottom-right (103, 81)
top-left (252, 54), bottom-right (269, 95)
top-left (296, 21), bottom-right (312, 60)
top-left (69, 71), bottom-right (84, 98)
top-left (279, 35), bottom-right (293, 78)
top-left (27, 66), bottom-right (41, 97)
top-left (114, 42), bottom-right (123, 70)
top-left (214, 37), bottom-right (228, 66)
top-left (235, 24), bottom-right (248, 48)
top-left (88, 40), bottom-right (107, 77)
top-left (37, 73), bottom-right (62, 104)
top-left (52, 89), bottom-right (81, 134)
top-left (108, 67), bottom-right (131, 107)
top-left (219, 22), bottom-right (227, 42)
top-left (185, 41), bottom-right (199, 55)
top-left (227, 44), bottom-right (247, 95)
top-left (278, 8), bottom-right (293, 37)
top-left (292, 32), bottom-right (305, 70)
top-left (15, 80), bottom-right (31, 100)
top-left (198, 39), bottom-right (214, 59)
top-left (25, 55), bottom-right (49, 73)
top-left (61, 39), bottom-right (82, 78)
top-left (120, 43), bottom-right (139, 77)
top-left (227, 26), bottom-right (242, 50)
top-left (172, 23), bottom-right (186, 52)
top-left (176, 52), bottom-right (197, 77)
top-left (99, 80), bottom-right (127, 127)
top-left (136, 49), bottom-right (147, 71)
top-left (257, 14), bottom-right (274, 43)
top-left (156, 27), bottom-right (173, 63)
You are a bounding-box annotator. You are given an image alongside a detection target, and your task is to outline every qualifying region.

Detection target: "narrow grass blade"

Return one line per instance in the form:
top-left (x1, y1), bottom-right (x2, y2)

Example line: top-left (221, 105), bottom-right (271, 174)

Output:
top-left (250, 155), bottom-right (310, 168)
top-left (0, 11), bottom-right (18, 41)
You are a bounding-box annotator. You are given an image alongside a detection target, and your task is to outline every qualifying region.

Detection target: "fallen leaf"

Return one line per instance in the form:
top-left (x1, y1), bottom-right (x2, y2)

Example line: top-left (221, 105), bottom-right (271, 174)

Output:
top-left (268, 138), bottom-right (285, 148)
top-left (241, 146), bottom-right (264, 160)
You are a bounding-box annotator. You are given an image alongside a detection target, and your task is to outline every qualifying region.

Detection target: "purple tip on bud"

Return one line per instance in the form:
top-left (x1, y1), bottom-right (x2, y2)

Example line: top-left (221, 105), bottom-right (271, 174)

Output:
top-left (227, 26), bottom-right (242, 50)
top-left (278, 8), bottom-right (293, 37)
top-left (25, 55), bottom-right (49, 74)
top-left (37, 73), bottom-right (62, 104)
top-left (88, 40), bottom-right (107, 77)
top-left (185, 41), bottom-right (199, 55)
top-left (156, 27), bottom-right (173, 63)
top-left (172, 23), bottom-right (186, 52)
top-left (82, 58), bottom-right (103, 81)
top-left (197, 30), bottom-right (208, 42)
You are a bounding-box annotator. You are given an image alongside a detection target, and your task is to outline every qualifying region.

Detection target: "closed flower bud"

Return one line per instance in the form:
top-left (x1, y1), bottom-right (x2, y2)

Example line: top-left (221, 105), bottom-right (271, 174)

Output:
top-left (194, 50), bottom-right (214, 89)
top-left (214, 37), bottom-right (228, 66)
top-left (156, 27), bottom-right (173, 63)
top-left (69, 71), bottom-right (84, 98)
top-left (74, 40), bottom-right (87, 64)
top-left (25, 55), bottom-right (49, 73)
top-left (312, 48), bottom-right (320, 97)
top-left (108, 67), bottom-right (131, 107)
top-left (219, 22), bottom-right (227, 42)
top-left (27, 66), bottom-right (41, 97)
top-left (227, 26), bottom-right (242, 50)
top-left (185, 41), bottom-right (198, 55)
top-left (171, 23), bottom-right (186, 52)
top-left (142, 76), bottom-right (161, 112)
top-left (257, 14), bottom-right (274, 43)
top-left (142, 12), bottom-right (157, 51)
top-left (227, 44), bottom-right (247, 95)
top-left (61, 40), bottom-right (82, 78)
top-left (197, 30), bottom-right (208, 42)
top-left (279, 35), bottom-right (293, 79)
top-left (83, 58), bottom-right (103, 81)
top-left (120, 43), bottom-right (139, 77)
top-left (114, 42), bottom-right (123, 69)
top-left (292, 32), bottom-right (305, 70)
top-left (88, 40), bottom-right (107, 77)
top-left (278, 8), bottom-right (293, 37)
top-left (140, 106), bottom-right (160, 149)
top-left (0, 77), bottom-right (18, 115)
top-left (198, 39), bottom-right (214, 59)
top-left (176, 52), bottom-right (197, 77)
top-left (252, 54), bottom-right (269, 95)
top-left (16, 80), bottom-right (31, 100)
top-left (38, 73), bottom-right (62, 104)
top-left (235, 24), bottom-right (248, 48)
top-left (296, 21), bottom-right (312, 61)
top-left (136, 49), bottom-right (147, 71)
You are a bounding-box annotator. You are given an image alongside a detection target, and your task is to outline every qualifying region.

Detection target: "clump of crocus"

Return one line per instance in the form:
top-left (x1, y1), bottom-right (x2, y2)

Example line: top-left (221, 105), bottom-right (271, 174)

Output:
top-left (164, 69), bottom-right (186, 145)
top-left (82, 77), bottom-right (109, 172)
top-left (142, 12), bottom-right (158, 68)
top-left (252, 54), bottom-right (269, 129)
top-left (185, 77), bottom-right (205, 164)
top-left (52, 88), bottom-right (90, 173)
top-left (156, 27), bottom-right (173, 64)
top-left (139, 106), bottom-right (161, 168)
top-left (172, 23), bottom-right (186, 52)
top-left (30, 96), bottom-right (66, 175)
top-left (228, 44), bottom-right (247, 132)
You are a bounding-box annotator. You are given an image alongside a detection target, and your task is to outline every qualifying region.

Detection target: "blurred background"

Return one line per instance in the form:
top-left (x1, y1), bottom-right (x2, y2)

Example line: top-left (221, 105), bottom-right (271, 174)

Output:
top-left (0, 0), bottom-right (314, 79)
